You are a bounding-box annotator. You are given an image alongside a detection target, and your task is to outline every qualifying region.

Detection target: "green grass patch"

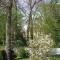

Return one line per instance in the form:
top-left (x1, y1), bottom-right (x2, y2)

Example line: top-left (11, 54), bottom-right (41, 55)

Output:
top-left (17, 58), bottom-right (29, 60)
top-left (20, 58), bottom-right (29, 60)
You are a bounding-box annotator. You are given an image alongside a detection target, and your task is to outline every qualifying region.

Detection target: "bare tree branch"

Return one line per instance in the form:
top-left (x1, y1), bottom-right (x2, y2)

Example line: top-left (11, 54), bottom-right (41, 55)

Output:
top-left (31, 0), bottom-right (42, 9)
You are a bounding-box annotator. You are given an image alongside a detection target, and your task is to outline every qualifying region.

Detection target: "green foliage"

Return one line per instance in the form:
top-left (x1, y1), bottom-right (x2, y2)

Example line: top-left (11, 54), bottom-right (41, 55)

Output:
top-left (0, 9), bottom-right (6, 45)
top-left (18, 48), bottom-right (29, 59)
top-left (0, 6), bottom-right (26, 47)
top-left (41, 2), bottom-right (60, 47)
top-left (11, 7), bottom-right (27, 47)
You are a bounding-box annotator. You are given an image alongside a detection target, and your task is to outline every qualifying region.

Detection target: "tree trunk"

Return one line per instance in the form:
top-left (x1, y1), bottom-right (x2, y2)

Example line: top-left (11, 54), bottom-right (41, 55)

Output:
top-left (5, 0), bottom-right (12, 60)
top-left (27, 0), bottom-right (33, 40)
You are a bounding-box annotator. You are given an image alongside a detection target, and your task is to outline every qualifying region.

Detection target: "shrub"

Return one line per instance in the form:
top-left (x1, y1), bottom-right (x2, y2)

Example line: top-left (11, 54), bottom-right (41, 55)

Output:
top-left (18, 48), bottom-right (29, 58)
top-left (0, 50), bottom-right (4, 60)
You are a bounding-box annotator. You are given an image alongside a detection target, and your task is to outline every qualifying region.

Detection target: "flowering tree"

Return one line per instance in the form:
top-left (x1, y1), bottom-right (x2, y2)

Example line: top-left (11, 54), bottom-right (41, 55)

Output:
top-left (29, 33), bottom-right (53, 60)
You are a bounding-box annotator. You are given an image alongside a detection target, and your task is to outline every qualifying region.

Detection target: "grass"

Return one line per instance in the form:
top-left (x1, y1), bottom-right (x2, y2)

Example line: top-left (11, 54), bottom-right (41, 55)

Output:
top-left (50, 56), bottom-right (60, 60)
top-left (20, 58), bottom-right (29, 60)
top-left (16, 57), bottom-right (29, 60)
top-left (17, 58), bottom-right (29, 60)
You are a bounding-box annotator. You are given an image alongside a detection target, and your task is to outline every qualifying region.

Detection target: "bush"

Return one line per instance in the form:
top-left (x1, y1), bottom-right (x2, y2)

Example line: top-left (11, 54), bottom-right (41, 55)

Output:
top-left (0, 50), bottom-right (4, 60)
top-left (18, 48), bottom-right (29, 58)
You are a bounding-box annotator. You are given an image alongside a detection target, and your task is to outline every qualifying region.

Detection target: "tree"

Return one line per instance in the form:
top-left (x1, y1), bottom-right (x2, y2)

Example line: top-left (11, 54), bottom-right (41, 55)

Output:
top-left (16, 0), bottom-right (42, 40)
top-left (5, 0), bottom-right (13, 60)
top-left (27, 0), bottom-right (42, 39)
top-left (42, 1), bottom-right (60, 47)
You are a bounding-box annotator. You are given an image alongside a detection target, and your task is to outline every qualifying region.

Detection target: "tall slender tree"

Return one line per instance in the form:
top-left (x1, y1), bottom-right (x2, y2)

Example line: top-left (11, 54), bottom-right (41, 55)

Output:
top-left (27, 0), bottom-right (33, 39)
top-left (5, 0), bottom-right (13, 60)
top-left (27, 0), bottom-right (42, 39)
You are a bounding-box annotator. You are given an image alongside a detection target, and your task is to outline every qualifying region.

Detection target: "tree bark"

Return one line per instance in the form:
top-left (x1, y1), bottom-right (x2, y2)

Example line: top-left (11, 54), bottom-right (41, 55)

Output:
top-left (5, 0), bottom-right (12, 60)
top-left (27, 0), bottom-right (33, 40)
